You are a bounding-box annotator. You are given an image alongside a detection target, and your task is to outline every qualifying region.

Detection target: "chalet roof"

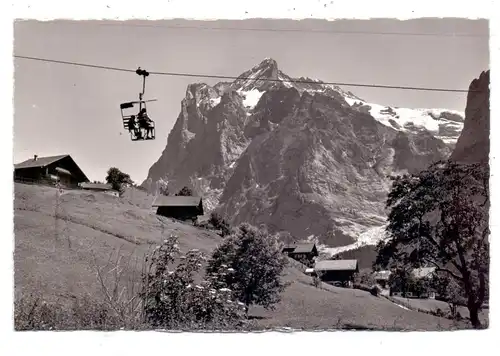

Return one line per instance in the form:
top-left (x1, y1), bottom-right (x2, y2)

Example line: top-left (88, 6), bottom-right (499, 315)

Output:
top-left (288, 243), bottom-right (317, 254)
top-left (15, 154), bottom-right (69, 169)
top-left (412, 267), bottom-right (436, 279)
top-left (314, 259), bottom-right (358, 272)
top-left (80, 183), bottom-right (114, 191)
top-left (152, 195), bottom-right (203, 207)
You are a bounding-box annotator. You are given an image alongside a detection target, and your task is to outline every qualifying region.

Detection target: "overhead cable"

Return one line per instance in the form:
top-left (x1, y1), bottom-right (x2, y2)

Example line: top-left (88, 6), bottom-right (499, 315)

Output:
top-left (14, 55), bottom-right (475, 93)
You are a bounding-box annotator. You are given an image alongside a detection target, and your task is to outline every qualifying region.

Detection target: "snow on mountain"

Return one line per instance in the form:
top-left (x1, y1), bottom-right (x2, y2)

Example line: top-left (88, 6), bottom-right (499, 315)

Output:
top-left (319, 225), bottom-right (388, 256)
top-left (238, 88), bottom-right (265, 109)
top-left (344, 98), bottom-right (464, 145)
top-left (143, 58), bottom-right (462, 252)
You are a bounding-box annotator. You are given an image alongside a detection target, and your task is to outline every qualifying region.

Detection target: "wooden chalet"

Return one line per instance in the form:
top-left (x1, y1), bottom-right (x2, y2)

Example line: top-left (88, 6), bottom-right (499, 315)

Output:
top-left (14, 154), bottom-right (89, 188)
top-left (79, 182), bottom-right (119, 197)
top-left (314, 259), bottom-right (359, 287)
top-left (152, 195), bottom-right (204, 222)
top-left (282, 243), bottom-right (319, 267)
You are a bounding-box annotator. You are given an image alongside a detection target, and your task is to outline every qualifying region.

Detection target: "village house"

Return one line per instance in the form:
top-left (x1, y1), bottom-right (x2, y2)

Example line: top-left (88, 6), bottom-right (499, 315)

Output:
top-left (152, 195), bottom-right (204, 222)
top-left (14, 154), bottom-right (89, 188)
top-left (379, 267), bottom-right (437, 299)
top-left (282, 243), bottom-right (319, 267)
top-left (313, 259), bottom-right (359, 287)
top-left (373, 270), bottom-right (391, 289)
top-left (79, 182), bottom-right (119, 197)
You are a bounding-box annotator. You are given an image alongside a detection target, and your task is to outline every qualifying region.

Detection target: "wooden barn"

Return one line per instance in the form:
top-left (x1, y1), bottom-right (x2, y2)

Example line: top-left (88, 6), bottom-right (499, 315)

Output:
top-left (314, 259), bottom-right (359, 287)
top-left (282, 243), bottom-right (319, 267)
top-left (152, 195), bottom-right (204, 222)
top-left (14, 154), bottom-right (89, 188)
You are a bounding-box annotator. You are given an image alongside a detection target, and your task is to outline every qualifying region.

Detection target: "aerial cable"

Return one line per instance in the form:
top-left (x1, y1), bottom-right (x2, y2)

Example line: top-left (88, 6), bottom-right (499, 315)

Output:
top-left (36, 21), bottom-right (489, 38)
top-left (14, 54), bottom-right (476, 93)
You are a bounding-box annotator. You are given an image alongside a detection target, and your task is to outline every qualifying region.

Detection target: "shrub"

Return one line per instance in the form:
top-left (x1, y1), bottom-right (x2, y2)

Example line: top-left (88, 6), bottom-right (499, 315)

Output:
top-left (208, 212), bottom-right (232, 237)
top-left (176, 186), bottom-right (193, 197)
top-left (106, 167), bottom-right (133, 195)
top-left (370, 285), bottom-right (381, 297)
top-left (140, 235), bottom-right (245, 329)
top-left (206, 223), bottom-right (290, 316)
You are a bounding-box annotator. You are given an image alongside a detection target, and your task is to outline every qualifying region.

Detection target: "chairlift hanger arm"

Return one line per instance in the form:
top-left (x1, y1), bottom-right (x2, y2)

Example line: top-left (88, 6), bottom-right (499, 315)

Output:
top-left (136, 67), bottom-right (150, 100)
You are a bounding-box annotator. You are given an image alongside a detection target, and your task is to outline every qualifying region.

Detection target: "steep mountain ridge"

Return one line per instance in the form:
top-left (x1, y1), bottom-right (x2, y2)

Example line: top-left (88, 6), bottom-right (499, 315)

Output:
top-left (450, 70), bottom-right (490, 164)
top-left (335, 69), bottom-right (490, 262)
top-left (144, 58), bottom-right (463, 250)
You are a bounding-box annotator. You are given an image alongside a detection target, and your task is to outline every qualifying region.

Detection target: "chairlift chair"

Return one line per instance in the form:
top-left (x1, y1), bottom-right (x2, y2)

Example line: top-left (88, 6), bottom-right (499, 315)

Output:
top-left (119, 67), bottom-right (158, 141)
top-left (120, 100), bottom-right (157, 140)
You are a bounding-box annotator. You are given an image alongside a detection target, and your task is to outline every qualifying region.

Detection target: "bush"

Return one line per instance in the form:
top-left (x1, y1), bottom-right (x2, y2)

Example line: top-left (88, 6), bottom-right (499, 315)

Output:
top-left (370, 285), bottom-right (381, 297)
top-left (141, 235), bottom-right (245, 329)
top-left (208, 212), bottom-right (232, 237)
top-left (206, 223), bottom-right (290, 315)
top-left (106, 167), bottom-right (133, 195)
top-left (176, 186), bottom-right (193, 197)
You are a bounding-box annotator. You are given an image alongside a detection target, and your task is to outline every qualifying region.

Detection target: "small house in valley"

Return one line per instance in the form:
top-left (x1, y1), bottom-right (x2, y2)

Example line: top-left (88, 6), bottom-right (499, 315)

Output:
top-left (152, 195), bottom-right (204, 222)
top-left (79, 182), bottom-right (119, 197)
top-left (282, 243), bottom-right (319, 267)
top-left (314, 259), bottom-right (359, 287)
top-left (14, 154), bottom-right (89, 188)
top-left (373, 270), bottom-right (391, 289)
top-left (381, 267), bottom-right (437, 299)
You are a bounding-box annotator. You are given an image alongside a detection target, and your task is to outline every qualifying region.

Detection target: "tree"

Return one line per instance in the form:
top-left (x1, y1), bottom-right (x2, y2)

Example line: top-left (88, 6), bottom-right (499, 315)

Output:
top-left (105, 167), bottom-right (133, 194)
top-left (431, 274), bottom-right (466, 319)
top-left (387, 267), bottom-right (415, 297)
top-left (375, 160), bottom-right (489, 328)
top-left (176, 186), bottom-right (193, 197)
top-left (206, 223), bottom-right (290, 316)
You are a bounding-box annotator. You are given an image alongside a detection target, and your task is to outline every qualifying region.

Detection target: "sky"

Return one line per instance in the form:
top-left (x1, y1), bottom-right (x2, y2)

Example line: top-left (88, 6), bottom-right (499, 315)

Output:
top-left (13, 18), bottom-right (489, 183)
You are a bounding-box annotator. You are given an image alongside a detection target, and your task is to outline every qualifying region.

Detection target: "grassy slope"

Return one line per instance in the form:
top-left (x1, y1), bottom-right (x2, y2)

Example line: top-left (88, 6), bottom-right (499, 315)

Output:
top-left (14, 183), bottom-right (461, 330)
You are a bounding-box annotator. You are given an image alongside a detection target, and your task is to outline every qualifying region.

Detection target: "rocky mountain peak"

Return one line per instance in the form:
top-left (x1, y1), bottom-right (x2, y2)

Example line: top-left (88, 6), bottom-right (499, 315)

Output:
top-left (144, 59), bottom-right (466, 252)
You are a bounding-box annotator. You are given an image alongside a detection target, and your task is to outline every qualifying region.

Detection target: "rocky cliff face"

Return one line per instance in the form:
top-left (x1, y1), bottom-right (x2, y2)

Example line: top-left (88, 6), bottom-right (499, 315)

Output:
top-left (144, 58), bottom-right (463, 250)
top-left (450, 70), bottom-right (490, 164)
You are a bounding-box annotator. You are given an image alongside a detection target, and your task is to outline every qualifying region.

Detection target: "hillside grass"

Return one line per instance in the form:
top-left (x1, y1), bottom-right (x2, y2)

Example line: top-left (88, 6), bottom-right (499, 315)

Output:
top-left (14, 183), bottom-right (465, 331)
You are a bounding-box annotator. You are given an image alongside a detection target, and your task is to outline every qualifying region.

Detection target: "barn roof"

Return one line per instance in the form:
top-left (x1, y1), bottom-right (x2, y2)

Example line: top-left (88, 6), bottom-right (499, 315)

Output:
top-left (80, 183), bottom-right (113, 191)
top-left (288, 243), bottom-right (317, 254)
top-left (152, 195), bottom-right (203, 207)
top-left (14, 154), bottom-right (69, 169)
top-left (314, 259), bottom-right (358, 272)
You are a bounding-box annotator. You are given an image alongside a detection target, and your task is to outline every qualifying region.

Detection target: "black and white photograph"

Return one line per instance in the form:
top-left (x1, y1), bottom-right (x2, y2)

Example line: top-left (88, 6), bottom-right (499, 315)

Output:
top-left (8, 5), bottom-right (491, 337)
